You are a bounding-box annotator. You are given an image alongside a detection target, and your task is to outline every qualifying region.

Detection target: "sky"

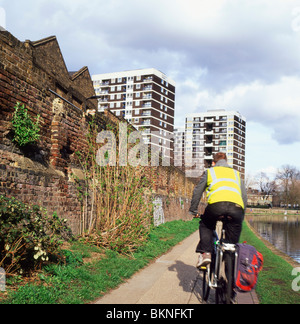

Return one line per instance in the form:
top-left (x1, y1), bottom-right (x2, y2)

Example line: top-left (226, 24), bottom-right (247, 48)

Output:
top-left (1, 0), bottom-right (300, 179)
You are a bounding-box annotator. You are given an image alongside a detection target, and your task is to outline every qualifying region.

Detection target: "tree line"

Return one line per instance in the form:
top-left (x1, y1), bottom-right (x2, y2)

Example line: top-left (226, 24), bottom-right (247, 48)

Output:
top-left (248, 165), bottom-right (300, 208)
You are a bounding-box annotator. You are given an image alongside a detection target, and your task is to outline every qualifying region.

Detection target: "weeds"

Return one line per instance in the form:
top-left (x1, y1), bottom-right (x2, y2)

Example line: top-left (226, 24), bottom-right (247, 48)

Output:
top-left (73, 118), bottom-right (154, 254)
top-left (1, 219), bottom-right (199, 304)
top-left (11, 102), bottom-right (41, 147)
top-left (0, 196), bottom-right (72, 277)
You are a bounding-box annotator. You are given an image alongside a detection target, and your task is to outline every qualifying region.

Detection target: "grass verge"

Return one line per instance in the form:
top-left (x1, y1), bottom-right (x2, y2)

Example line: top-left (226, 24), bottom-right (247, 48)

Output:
top-left (240, 221), bottom-right (300, 304)
top-left (0, 219), bottom-right (199, 304)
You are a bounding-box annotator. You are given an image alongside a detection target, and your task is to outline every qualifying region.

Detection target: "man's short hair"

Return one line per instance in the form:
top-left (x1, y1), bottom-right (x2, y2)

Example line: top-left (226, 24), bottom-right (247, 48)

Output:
top-left (214, 152), bottom-right (227, 163)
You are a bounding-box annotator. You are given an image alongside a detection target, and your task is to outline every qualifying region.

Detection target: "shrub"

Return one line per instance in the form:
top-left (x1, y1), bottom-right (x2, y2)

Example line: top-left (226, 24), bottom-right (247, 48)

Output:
top-left (11, 102), bottom-right (41, 147)
top-left (73, 118), bottom-right (154, 254)
top-left (0, 195), bottom-right (73, 276)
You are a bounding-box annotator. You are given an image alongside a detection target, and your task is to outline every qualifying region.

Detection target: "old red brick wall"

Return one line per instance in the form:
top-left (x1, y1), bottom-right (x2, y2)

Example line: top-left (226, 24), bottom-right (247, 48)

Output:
top-left (0, 31), bottom-right (198, 234)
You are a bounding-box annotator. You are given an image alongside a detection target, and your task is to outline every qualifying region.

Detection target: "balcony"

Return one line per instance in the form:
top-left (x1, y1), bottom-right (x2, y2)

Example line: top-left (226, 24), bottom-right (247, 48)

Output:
top-left (141, 111), bottom-right (151, 117)
top-left (98, 98), bottom-right (109, 102)
top-left (141, 120), bottom-right (151, 126)
top-left (143, 102), bottom-right (152, 108)
top-left (204, 154), bottom-right (213, 160)
top-left (143, 77), bottom-right (153, 82)
top-left (98, 90), bottom-right (109, 95)
top-left (142, 128), bottom-right (151, 135)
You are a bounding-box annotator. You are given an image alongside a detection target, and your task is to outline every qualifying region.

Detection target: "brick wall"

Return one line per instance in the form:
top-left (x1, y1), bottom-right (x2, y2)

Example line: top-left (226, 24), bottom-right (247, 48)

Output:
top-left (0, 152), bottom-right (82, 233)
top-left (0, 31), bottom-right (198, 234)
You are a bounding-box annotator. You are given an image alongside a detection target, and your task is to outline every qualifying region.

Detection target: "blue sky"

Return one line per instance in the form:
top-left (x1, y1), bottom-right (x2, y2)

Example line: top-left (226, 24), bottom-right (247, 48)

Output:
top-left (1, 0), bottom-right (300, 179)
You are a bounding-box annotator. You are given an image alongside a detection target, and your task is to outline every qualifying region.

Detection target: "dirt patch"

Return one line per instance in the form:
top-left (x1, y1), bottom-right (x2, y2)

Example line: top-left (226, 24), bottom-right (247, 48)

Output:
top-left (83, 252), bottom-right (105, 264)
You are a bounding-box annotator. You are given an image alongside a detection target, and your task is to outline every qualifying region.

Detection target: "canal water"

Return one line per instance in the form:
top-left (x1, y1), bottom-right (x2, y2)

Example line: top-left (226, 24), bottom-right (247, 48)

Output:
top-left (247, 215), bottom-right (300, 263)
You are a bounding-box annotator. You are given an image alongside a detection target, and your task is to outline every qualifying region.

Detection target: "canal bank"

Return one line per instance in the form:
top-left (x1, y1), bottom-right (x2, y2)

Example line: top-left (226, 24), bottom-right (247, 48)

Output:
top-left (241, 219), bottom-right (300, 304)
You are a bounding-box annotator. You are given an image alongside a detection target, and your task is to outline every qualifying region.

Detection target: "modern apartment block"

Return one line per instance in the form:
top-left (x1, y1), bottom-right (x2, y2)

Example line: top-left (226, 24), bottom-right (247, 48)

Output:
top-left (92, 68), bottom-right (176, 162)
top-left (184, 110), bottom-right (246, 178)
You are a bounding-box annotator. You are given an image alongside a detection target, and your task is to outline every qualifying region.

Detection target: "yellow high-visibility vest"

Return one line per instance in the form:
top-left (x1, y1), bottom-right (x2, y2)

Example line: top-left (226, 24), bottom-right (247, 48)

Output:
top-left (207, 167), bottom-right (244, 209)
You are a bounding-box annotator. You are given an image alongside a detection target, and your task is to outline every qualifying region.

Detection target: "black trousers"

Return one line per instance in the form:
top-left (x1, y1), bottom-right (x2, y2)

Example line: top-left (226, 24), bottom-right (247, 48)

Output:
top-left (196, 202), bottom-right (245, 254)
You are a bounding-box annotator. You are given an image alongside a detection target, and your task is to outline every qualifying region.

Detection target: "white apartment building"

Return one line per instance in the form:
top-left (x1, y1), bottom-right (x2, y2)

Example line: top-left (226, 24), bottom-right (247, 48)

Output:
top-left (184, 110), bottom-right (246, 178)
top-left (92, 68), bottom-right (176, 162)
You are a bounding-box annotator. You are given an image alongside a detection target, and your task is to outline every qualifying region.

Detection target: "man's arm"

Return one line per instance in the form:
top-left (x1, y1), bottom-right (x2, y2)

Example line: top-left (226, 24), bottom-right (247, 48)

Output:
top-left (189, 172), bottom-right (208, 216)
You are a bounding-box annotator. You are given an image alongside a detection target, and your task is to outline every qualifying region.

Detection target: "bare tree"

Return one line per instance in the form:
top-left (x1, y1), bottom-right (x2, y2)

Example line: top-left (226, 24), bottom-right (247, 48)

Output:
top-left (259, 172), bottom-right (277, 203)
top-left (276, 165), bottom-right (300, 207)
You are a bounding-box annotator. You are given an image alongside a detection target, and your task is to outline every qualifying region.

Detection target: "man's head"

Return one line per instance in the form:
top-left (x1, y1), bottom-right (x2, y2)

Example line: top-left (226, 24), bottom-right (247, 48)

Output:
top-left (213, 152), bottom-right (227, 165)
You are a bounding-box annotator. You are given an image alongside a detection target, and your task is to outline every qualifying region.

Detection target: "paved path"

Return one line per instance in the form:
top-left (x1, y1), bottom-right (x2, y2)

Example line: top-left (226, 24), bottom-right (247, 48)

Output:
top-left (94, 231), bottom-right (259, 305)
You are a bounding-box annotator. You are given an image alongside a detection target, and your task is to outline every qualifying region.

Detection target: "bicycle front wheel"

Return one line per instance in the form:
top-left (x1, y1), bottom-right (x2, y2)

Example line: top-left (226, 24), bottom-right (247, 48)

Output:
top-left (202, 266), bottom-right (211, 302)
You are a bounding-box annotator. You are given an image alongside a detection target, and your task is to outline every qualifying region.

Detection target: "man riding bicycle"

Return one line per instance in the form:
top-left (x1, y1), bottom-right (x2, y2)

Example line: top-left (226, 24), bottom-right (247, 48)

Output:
top-left (189, 153), bottom-right (248, 269)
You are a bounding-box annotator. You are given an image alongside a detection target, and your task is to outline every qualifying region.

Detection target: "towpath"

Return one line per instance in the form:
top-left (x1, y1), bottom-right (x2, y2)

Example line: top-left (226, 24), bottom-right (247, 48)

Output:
top-left (94, 231), bottom-right (259, 305)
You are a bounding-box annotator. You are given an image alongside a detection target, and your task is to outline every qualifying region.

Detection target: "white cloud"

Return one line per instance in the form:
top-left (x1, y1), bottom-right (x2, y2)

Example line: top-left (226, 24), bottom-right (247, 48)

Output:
top-left (1, 0), bottom-right (300, 174)
top-left (175, 76), bottom-right (300, 144)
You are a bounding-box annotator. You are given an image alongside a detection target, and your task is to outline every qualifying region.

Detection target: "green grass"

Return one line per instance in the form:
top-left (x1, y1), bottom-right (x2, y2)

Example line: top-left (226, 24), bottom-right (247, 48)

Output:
top-left (5, 218), bottom-right (299, 304)
top-left (240, 221), bottom-right (300, 304)
top-left (0, 219), bottom-right (199, 304)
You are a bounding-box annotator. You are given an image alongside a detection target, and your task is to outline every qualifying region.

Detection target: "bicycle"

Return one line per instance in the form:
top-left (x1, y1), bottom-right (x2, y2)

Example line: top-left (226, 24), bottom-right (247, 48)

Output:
top-left (198, 216), bottom-right (239, 304)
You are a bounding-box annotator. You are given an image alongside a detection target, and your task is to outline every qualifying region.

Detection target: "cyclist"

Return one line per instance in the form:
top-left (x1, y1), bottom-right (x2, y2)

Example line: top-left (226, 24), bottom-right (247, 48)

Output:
top-left (189, 152), bottom-right (247, 268)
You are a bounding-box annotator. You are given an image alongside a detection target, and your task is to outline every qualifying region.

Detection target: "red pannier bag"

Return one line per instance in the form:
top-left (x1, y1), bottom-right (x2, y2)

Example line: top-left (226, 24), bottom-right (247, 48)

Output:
top-left (235, 243), bottom-right (264, 292)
